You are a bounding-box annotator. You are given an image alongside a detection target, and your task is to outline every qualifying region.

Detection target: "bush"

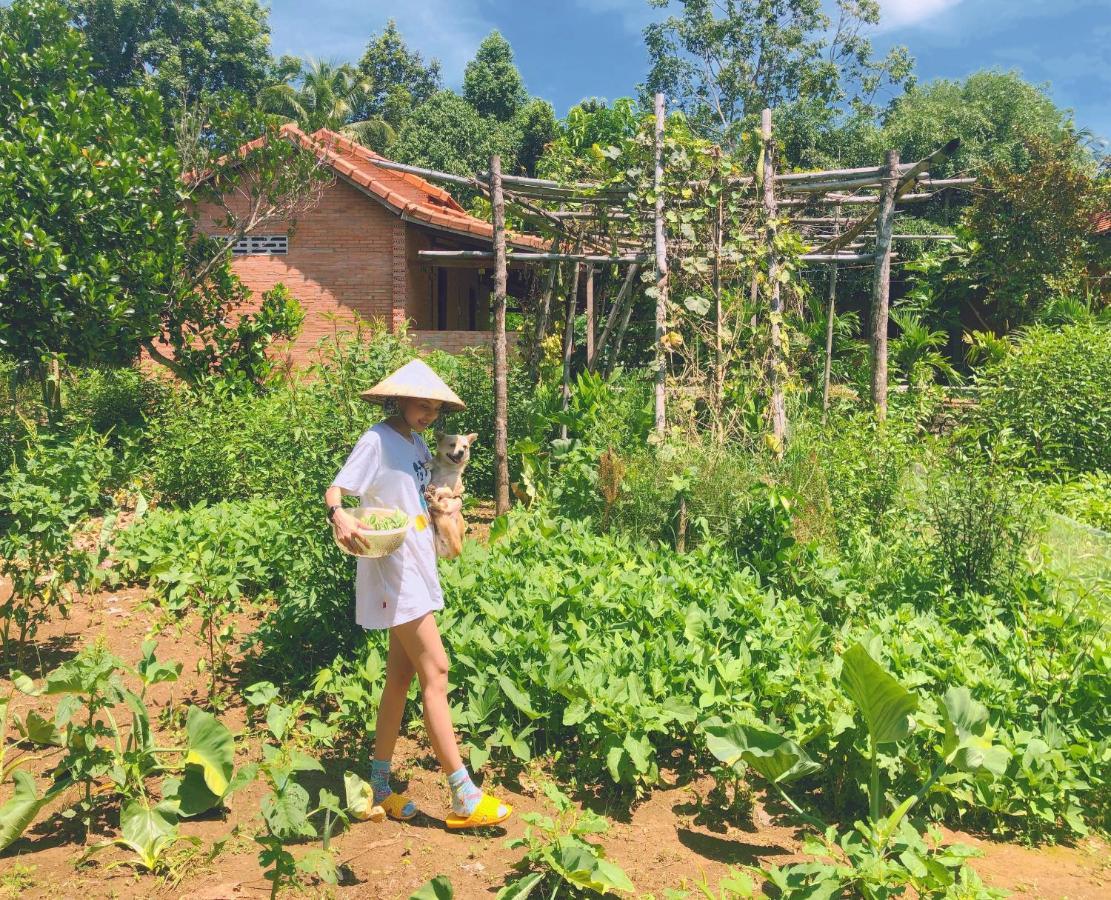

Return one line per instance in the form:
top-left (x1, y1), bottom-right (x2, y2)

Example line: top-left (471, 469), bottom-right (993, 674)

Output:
top-left (1042, 472), bottom-right (1111, 531)
top-left (975, 322), bottom-right (1111, 474)
top-left (62, 365), bottom-right (169, 437)
top-left (0, 426), bottom-right (114, 656)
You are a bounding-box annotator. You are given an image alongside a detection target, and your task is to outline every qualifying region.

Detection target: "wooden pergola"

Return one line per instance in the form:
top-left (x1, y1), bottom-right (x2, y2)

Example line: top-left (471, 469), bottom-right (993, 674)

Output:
top-left (365, 96), bottom-right (976, 512)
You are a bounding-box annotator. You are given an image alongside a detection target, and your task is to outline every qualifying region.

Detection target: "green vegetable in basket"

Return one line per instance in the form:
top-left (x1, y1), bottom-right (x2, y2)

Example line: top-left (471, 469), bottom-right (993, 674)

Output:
top-left (354, 509), bottom-right (409, 531)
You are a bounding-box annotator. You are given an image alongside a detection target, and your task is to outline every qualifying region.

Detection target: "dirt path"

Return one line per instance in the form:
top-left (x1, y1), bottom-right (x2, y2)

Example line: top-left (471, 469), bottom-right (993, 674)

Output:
top-left (1, 582), bottom-right (1108, 899)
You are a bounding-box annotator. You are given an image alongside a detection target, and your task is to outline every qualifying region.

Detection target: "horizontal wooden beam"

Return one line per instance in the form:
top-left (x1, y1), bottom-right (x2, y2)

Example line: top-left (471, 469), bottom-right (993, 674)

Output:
top-left (418, 249), bottom-right (643, 264)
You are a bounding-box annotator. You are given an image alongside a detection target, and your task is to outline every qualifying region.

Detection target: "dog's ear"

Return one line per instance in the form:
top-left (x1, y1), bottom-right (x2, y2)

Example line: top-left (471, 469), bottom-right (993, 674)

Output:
top-left (466, 432), bottom-right (478, 445)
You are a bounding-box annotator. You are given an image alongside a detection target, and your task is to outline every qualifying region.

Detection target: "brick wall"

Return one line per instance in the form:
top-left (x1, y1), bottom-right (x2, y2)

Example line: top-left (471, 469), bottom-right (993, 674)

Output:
top-left (411, 330), bottom-right (519, 355)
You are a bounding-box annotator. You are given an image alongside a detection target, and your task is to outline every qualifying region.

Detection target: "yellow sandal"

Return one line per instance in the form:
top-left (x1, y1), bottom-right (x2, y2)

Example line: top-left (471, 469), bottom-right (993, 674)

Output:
top-left (379, 792), bottom-right (418, 821)
top-left (445, 792), bottom-right (513, 830)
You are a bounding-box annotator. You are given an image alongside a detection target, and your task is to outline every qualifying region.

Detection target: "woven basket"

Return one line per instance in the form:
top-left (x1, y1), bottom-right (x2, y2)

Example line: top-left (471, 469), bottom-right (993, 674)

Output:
top-left (335, 506), bottom-right (411, 559)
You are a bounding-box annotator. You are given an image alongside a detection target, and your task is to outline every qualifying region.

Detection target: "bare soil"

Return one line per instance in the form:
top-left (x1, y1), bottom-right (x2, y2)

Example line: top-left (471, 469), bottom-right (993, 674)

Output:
top-left (1, 578), bottom-right (1107, 900)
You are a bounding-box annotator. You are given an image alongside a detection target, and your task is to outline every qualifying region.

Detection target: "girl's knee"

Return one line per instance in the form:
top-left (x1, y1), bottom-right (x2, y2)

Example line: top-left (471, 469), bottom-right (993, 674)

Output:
top-left (419, 657), bottom-right (449, 693)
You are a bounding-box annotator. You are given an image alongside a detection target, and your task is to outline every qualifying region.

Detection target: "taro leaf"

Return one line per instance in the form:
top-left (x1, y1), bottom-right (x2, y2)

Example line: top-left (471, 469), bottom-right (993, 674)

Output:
top-left (552, 835), bottom-right (635, 894)
top-left (183, 706), bottom-right (234, 796)
top-left (495, 873), bottom-right (543, 900)
top-left (704, 721), bottom-right (821, 785)
top-left (14, 710), bottom-right (63, 746)
top-left (940, 687), bottom-right (1011, 776)
top-left (167, 765), bottom-right (218, 817)
top-left (839, 643), bottom-right (917, 746)
top-left (117, 799), bottom-right (180, 870)
top-left (497, 675), bottom-right (541, 720)
top-left (343, 771), bottom-right (380, 821)
top-left (0, 771), bottom-right (49, 852)
top-left (410, 875), bottom-right (454, 899)
top-left (297, 847), bottom-right (339, 885)
top-left (263, 782), bottom-right (316, 841)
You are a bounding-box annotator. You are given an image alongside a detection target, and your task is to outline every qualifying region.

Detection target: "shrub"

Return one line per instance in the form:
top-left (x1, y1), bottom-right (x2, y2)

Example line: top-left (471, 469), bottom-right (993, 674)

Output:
top-left (62, 365), bottom-right (169, 437)
top-left (0, 427), bottom-right (114, 656)
top-left (975, 322), bottom-right (1111, 474)
top-left (1042, 472), bottom-right (1111, 532)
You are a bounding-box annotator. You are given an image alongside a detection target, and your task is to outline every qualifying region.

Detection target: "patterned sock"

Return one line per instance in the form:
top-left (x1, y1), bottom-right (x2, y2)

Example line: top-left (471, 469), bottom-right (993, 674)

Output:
top-left (447, 766), bottom-right (483, 816)
top-left (370, 758), bottom-right (415, 817)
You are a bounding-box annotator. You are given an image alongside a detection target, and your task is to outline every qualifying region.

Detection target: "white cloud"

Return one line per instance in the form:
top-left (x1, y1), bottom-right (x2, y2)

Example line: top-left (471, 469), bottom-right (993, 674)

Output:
top-left (878, 0), bottom-right (965, 30)
top-left (570, 0), bottom-right (664, 33)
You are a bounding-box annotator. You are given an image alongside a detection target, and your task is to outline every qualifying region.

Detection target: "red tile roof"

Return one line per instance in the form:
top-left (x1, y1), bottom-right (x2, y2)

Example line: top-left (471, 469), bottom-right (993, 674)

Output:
top-left (274, 125), bottom-right (547, 250)
top-left (1092, 212), bottom-right (1111, 235)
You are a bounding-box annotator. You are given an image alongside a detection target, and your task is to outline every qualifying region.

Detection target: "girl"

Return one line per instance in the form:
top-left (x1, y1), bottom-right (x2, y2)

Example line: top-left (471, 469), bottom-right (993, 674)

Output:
top-left (324, 359), bottom-right (512, 830)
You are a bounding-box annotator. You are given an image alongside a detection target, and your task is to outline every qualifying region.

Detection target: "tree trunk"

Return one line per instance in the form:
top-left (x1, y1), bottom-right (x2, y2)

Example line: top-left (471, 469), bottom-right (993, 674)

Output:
top-left (653, 92), bottom-right (669, 438)
top-left (489, 154), bottom-right (511, 515)
top-left (871, 150), bottom-right (899, 421)
top-left (762, 108), bottom-right (786, 454)
top-left (712, 152), bottom-right (724, 427)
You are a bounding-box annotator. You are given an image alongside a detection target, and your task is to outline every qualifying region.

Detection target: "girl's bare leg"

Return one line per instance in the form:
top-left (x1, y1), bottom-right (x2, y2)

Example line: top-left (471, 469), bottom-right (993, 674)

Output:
top-left (373, 629), bottom-right (416, 762)
top-left (392, 612), bottom-right (464, 775)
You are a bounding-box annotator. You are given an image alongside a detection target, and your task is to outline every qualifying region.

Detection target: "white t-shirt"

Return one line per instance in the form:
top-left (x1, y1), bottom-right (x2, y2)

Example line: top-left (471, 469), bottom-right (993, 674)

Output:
top-left (330, 422), bottom-right (444, 630)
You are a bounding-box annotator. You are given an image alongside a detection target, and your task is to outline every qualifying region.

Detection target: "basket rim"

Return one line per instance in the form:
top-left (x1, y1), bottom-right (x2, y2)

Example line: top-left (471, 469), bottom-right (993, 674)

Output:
top-left (350, 506), bottom-right (411, 536)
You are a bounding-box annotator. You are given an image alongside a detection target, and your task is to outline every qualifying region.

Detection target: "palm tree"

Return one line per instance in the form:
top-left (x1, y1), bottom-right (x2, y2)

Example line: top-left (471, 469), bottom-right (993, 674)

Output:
top-left (890, 309), bottom-right (960, 388)
top-left (259, 58), bottom-right (395, 152)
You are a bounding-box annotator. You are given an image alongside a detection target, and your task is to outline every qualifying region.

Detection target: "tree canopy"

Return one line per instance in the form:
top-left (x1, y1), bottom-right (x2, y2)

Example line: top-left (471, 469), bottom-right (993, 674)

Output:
top-left (463, 30), bottom-right (528, 121)
top-left (356, 19), bottom-right (442, 129)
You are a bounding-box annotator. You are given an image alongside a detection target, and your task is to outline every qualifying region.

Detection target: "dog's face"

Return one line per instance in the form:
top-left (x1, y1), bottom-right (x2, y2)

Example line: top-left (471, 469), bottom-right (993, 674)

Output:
top-left (434, 431), bottom-right (478, 467)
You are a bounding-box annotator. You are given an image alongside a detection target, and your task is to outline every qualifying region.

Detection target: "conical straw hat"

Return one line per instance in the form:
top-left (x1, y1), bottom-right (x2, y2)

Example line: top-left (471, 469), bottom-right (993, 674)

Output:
top-left (359, 359), bottom-right (466, 413)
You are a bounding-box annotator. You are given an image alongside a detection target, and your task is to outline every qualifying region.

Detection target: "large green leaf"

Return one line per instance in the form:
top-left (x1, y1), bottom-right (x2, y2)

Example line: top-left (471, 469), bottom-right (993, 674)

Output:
top-left (117, 799), bottom-right (180, 870)
top-left (839, 644), bottom-right (917, 746)
top-left (410, 875), bottom-right (454, 899)
top-left (183, 706), bottom-right (234, 796)
top-left (263, 782), bottom-right (316, 841)
top-left (497, 675), bottom-right (541, 720)
top-left (940, 687), bottom-right (1010, 775)
top-left (495, 872), bottom-right (544, 900)
top-left (0, 771), bottom-right (48, 852)
top-left (704, 720), bottom-right (821, 785)
top-left (14, 710), bottom-right (62, 746)
top-left (344, 770), bottom-right (381, 821)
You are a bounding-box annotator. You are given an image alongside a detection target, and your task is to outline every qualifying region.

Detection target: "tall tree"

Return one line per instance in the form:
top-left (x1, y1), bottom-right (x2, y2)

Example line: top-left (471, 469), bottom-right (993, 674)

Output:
top-left (356, 19), bottom-right (441, 129)
top-left (463, 30), bottom-right (527, 121)
top-left (260, 57), bottom-right (394, 151)
top-left (0, 0), bottom-right (324, 389)
top-left (641, 0), bottom-right (913, 146)
top-left (64, 0), bottom-right (272, 108)
top-left (391, 90), bottom-right (510, 177)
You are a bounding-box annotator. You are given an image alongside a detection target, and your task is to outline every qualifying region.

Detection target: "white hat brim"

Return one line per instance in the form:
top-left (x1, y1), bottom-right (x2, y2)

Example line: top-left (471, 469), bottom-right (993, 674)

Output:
top-left (359, 359), bottom-right (466, 413)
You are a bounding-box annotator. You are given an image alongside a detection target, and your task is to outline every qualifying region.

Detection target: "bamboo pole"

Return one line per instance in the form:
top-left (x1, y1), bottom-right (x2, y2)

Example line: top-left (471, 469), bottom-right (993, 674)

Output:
top-left (871, 150), bottom-right (900, 421)
top-left (653, 92), bottom-right (668, 438)
top-left (529, 236), bottom-right (562, 382)
top-left (821, 260), bottom-right (838, 423)
top-left (561, 257), bottom-right (581, 440)
top-left (489, 155), bottom-right (511, 515)
top-left (595, 262), bottom-right (639, 373)
top-left (584, 264), bottom-right (596, 368)
top-left (712, 148), bottom-right (724, 422)
top-left (762, 108), bottom-right (786, 453)
top-left (416, 250), bottom-right (642, 263)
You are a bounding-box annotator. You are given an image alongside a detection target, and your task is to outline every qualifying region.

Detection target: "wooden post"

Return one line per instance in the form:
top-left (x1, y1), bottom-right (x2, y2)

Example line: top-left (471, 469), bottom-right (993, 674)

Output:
top-left (871, 149), bottom-right (899, 421)
top-left (560, 257), bottom-right (581, 440)
top-left (762, 108), bottom-right (786, 452)
top-left (653, 92), bottom-right (668, 438)
top-left (584, 264), bottom-right (595, 369)
top-left (595, 262), bottom-right (639, 372)
top-left (489, 154), bottom-right (511, 514)
top-left (712, 147), bottom-right (724, 424)
top-left (821, 262), bottom-right (838, 423)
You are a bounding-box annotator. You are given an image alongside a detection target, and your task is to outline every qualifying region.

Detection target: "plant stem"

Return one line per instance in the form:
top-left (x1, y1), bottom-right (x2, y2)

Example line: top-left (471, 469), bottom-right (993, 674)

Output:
top-left (869, 735), bottom-right (880, 824)
top-left (774, 784), bottom-right (830, 832)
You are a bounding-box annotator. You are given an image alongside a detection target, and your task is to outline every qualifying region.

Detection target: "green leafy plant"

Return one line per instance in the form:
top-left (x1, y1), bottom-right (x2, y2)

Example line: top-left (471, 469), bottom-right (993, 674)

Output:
top-left (703, 642), bottom-right (1009, 898)
top-left (5, 641), bottom-right (249, 873)
top-left (498, 778), bottom-right (634, 898)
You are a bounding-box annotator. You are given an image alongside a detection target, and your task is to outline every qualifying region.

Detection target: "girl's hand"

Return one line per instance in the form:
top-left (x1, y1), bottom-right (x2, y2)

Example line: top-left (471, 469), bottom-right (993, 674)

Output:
top-left (332, 510), bottom-right (365, 553)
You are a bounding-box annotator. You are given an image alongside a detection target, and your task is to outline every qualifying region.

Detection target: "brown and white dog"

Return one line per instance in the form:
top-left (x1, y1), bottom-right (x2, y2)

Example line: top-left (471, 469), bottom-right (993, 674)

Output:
top-left (425, 432), bottom-right (477, 559)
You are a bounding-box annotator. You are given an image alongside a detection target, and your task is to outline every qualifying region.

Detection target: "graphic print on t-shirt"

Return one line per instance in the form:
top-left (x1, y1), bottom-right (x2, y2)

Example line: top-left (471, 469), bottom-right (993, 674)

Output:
top-left (413, 455), bottom-right (431, 511)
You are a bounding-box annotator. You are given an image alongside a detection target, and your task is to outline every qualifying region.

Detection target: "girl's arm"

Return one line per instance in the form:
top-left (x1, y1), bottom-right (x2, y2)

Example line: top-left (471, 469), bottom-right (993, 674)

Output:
top-left (325, 486), bottom-right (362, 552)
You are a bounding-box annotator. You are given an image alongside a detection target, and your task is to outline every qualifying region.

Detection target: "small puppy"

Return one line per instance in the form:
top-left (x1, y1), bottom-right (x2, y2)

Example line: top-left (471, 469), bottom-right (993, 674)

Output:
top-left (425, 431), bottom-right (477, 559)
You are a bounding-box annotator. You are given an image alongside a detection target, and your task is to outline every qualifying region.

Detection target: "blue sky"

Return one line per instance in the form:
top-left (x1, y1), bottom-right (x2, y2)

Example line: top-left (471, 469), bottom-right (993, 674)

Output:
top-left (267, 0), bottom-right (1110, 147)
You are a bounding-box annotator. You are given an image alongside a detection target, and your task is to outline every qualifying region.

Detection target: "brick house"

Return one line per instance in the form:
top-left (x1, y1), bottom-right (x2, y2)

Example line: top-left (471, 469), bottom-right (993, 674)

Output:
top-left (199, 126), bottom-right (545, 364)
